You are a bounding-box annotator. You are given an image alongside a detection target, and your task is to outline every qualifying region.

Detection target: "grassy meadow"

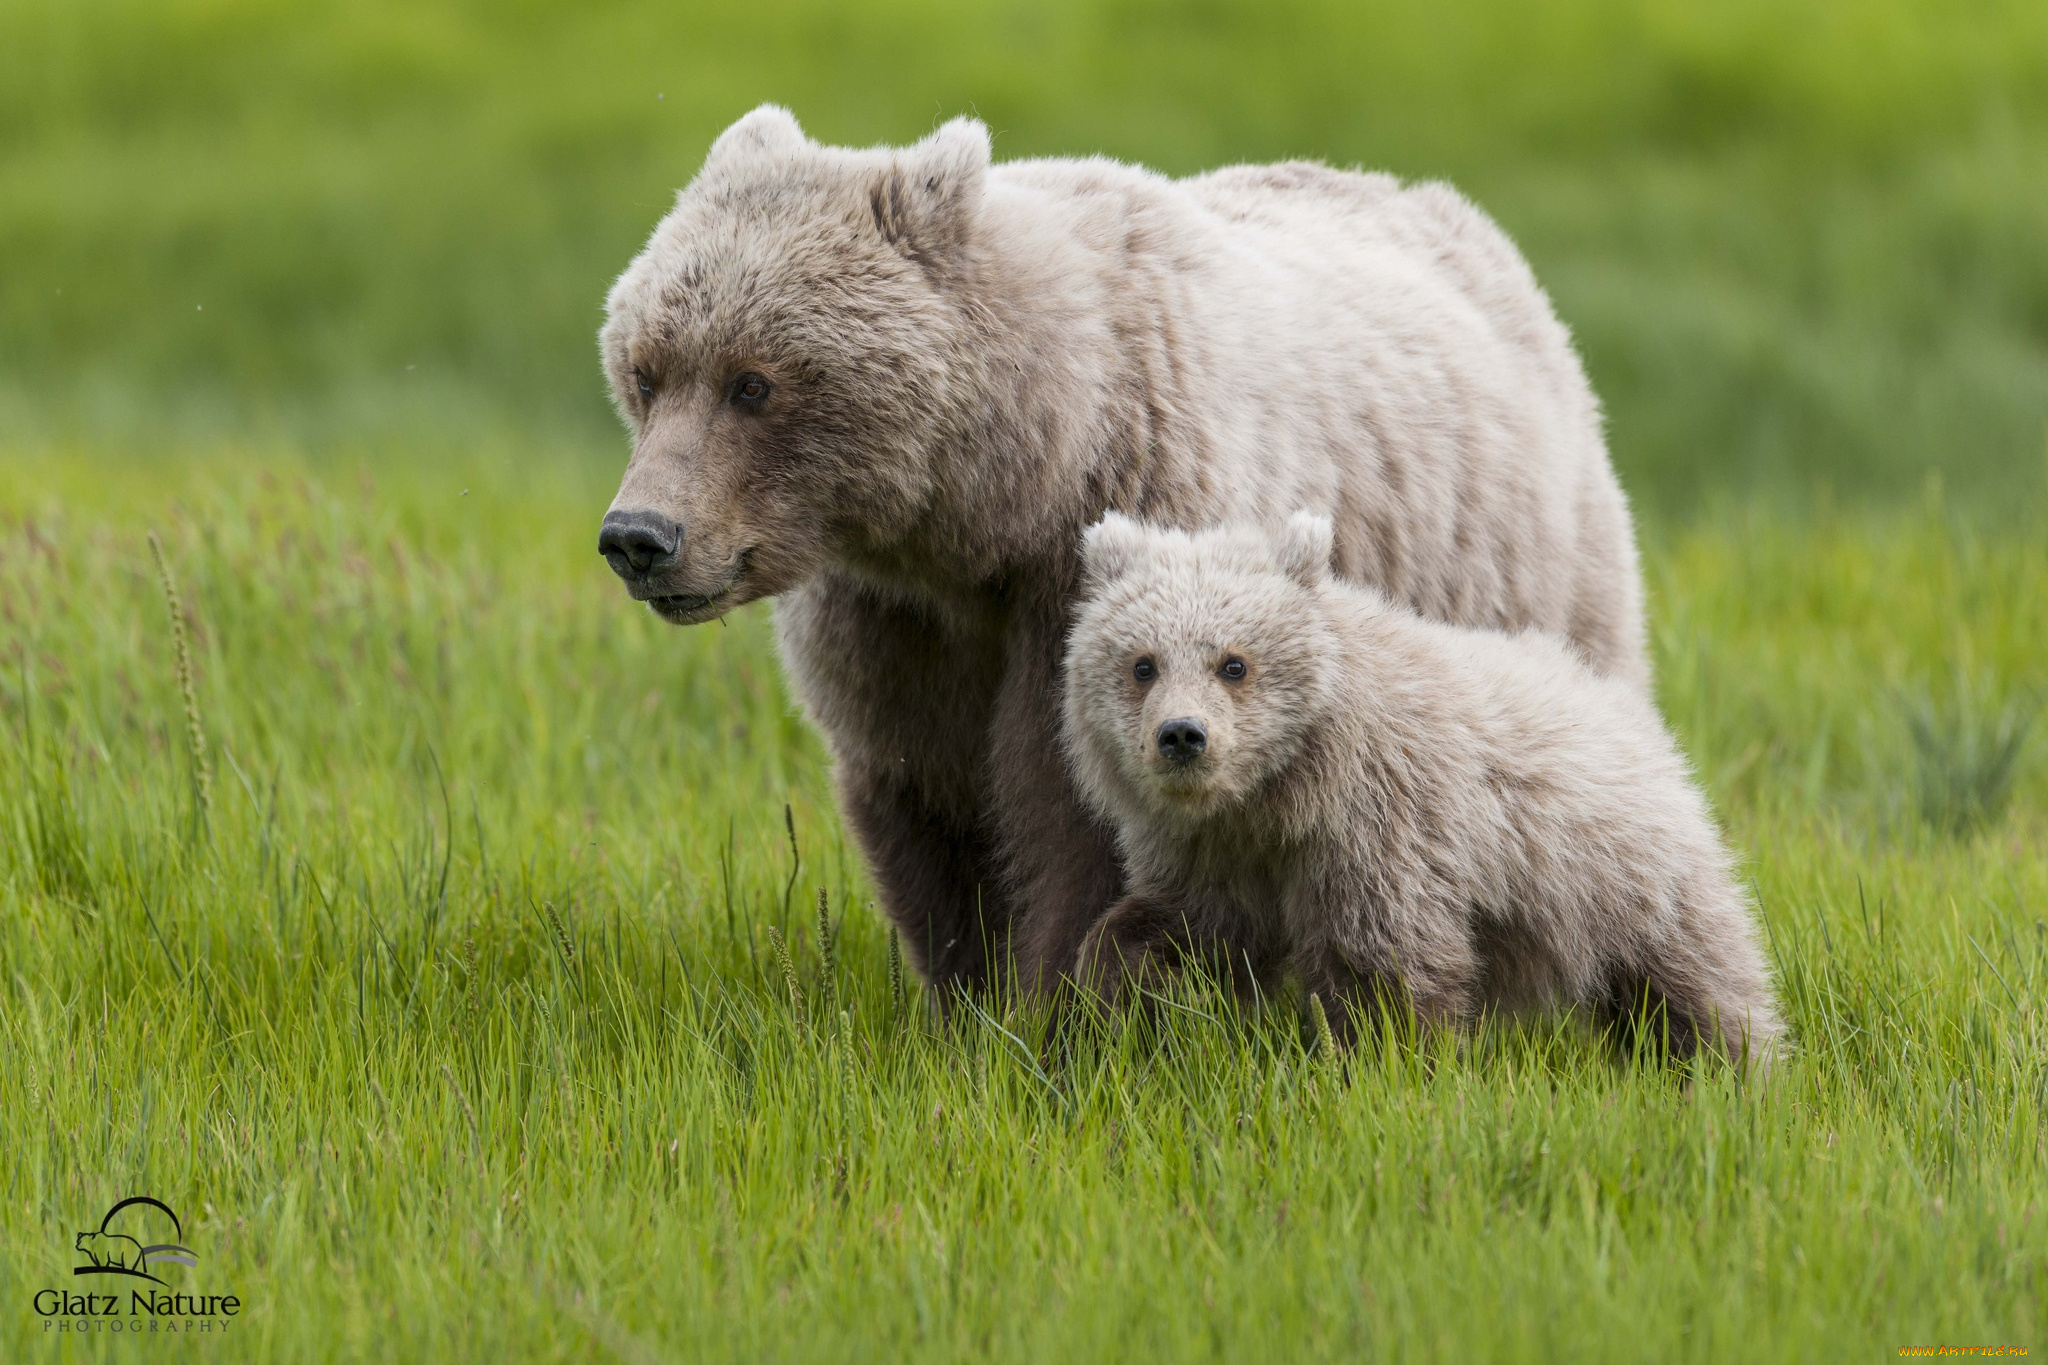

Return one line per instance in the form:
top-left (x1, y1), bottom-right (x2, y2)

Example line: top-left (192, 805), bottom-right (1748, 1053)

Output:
top-left (3, 0), bottom-right (2047, 1359)
top-left (2, 454), bottom-right (2044, 1361)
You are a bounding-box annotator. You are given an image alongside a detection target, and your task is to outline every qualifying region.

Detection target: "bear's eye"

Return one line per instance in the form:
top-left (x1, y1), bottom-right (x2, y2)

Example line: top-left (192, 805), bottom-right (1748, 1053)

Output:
top-left (632, 367), bottom-right (656, 401)
top-left (1220, 657), bottom-right (1247, 681)
top-left (1133, 657), bottom-right (1156, 683)
top-left (729, 372), bottom-right (772, 408)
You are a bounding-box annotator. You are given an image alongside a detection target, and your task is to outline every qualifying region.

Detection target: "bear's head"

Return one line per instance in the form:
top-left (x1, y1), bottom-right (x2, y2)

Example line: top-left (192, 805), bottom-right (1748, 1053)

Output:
top-left (1063, 512), bottom-right (1340, 828)
top-left (596, 105), bottom-right (992, 623)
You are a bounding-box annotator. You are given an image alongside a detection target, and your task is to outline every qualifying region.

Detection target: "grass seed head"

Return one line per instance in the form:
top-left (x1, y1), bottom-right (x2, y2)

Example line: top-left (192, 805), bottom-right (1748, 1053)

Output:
top-left (1309, 992), bottom-right (1338, 1060)
top-left (887, 927), bottom-right (905, 1014)
top-left (767, 924), bottom-right (805, 1033)
top-left (147, 529), bottom-right (212, 828)
top-left (816, 886), bottom-right (835, 976)
top-left (542, 901), bottom-right (575, 965)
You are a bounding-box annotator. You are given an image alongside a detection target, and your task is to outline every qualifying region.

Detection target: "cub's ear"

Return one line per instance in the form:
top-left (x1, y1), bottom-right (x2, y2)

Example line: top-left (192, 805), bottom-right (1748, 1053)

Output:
top-left (1275, 512), bottom-right (1334, 587)
top-left (1079, 511), bottom-right (1151, 587)
top-left (870, 117), bottom-right (990, 271)
top-left (706, 104), bottom-right (810, 168)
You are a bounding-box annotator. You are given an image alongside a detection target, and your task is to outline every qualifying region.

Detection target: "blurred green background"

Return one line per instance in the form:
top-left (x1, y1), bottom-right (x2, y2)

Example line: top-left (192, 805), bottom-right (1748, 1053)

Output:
top-left (3, 0), bottom-right (2046, 511)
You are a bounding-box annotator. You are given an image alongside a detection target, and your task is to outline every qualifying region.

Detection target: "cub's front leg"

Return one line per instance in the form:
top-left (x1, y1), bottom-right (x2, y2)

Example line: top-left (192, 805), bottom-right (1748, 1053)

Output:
top-left (1074, 891), bottom-right (1276, 1009)
top-left (1074, 893), bottom-right (1191, 1007)
top-left (1291, 864), bottom-right (1482, 1043)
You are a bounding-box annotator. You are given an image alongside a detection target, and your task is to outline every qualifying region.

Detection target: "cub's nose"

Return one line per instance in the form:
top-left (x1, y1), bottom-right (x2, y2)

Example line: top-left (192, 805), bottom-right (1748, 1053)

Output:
top-left (1156, 717), bottom-right (1208, 765)
top-left (598, 509), bottom-right (682, 578)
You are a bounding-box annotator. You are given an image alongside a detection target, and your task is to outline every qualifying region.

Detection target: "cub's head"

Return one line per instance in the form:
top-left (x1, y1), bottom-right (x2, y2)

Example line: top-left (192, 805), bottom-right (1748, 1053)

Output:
top-left (597, 105), bottom-right (990, 623)
top-left (1063, 512), bottom-right (1339, 827)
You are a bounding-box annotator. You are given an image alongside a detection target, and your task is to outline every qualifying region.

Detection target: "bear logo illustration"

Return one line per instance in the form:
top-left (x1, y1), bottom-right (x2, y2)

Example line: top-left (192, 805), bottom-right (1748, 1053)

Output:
top-left (75, 1230), bottom-right (148, 1273)
top-left (72, 1196), bottom-right (196, 1283)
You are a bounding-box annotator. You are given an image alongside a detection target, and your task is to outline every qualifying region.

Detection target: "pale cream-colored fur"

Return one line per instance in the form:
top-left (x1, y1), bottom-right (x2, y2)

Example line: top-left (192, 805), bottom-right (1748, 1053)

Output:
top-left (598, 105), bottom-right (1649, 991)
top-left (1064, 513), bottom-right (1783, 1068)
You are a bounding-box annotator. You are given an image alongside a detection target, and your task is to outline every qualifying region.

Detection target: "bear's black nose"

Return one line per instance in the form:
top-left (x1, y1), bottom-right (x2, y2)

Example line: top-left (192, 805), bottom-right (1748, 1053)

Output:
top-left (1156, 717), bottom-right (1208, 764)
top-left (598, 509), bottom-right (682, 578)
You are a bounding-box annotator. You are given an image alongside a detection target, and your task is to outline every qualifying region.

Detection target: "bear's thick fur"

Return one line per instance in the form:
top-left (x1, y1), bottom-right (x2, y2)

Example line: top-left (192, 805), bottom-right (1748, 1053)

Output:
top-left (1062, 513), bottom-right (1782, 1066)
top-left (597, 106), bottom-right (1647, 993)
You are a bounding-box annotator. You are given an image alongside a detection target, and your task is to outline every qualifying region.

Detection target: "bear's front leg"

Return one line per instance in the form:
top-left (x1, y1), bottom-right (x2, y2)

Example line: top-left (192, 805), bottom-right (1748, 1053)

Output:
top-left (987, 601), bottom-right (1125, 994)
top-left (1076, 892), bottom-right (1274, 1010)
top-left (1073, 894), bottom-right (1190, 1007)
top-left (774, 571), bottom-right (1013, 991)
top-left (1292, 868), bottom-right (1481, 1043)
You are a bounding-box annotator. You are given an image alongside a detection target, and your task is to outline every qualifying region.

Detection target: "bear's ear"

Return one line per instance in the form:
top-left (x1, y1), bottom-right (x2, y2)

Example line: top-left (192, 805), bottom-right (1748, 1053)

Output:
top-left (706, 104), bottom-right (810, 169)
top-left (870, 117), bottom-right (990, 271)
top-left (1079, 511), bottom-right (1151, 587)
top-left (1275, 512), bottom-right (1334, 588)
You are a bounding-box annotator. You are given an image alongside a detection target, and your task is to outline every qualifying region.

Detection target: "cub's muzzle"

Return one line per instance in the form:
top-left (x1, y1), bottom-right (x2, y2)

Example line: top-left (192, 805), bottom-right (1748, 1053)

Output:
top-left (1156, 717), bottom-right (1208, 765)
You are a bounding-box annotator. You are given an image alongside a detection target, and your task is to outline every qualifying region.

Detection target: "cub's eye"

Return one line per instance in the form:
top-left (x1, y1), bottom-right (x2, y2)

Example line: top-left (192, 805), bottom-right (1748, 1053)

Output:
top-left (1220, 657), bottom-right (1247, 681)
top-left (729, 372), bottom-right (772, 407)
top-left (632, 367), bottom-right (655, 400)
top-left (1132, 658), bottom-right (1156, 683)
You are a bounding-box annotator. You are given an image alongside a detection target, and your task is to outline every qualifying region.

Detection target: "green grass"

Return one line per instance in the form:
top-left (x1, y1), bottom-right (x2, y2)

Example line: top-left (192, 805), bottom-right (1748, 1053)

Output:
top-left (3, 0), bottom-right (2047, 509)
top-left (1, 451), bottom-right (2042, 1360)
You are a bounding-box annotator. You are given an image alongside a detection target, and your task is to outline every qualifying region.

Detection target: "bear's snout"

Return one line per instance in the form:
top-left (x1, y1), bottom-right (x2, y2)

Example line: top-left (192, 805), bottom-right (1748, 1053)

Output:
top-left (598, 508), bottom-right (683, 579)
top-left (1155, 717), bottom-right (1208, 765)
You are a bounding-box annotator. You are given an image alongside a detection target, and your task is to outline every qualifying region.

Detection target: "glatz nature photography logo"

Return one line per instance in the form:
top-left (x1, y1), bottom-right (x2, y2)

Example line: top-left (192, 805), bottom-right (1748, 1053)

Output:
top-left (32, 1196), bottom-right (241, 1337)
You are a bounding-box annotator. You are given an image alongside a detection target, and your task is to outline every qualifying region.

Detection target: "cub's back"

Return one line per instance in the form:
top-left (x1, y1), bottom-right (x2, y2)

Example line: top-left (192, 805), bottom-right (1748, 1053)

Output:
top-left (1323, 581), bottom-right (1684, 815)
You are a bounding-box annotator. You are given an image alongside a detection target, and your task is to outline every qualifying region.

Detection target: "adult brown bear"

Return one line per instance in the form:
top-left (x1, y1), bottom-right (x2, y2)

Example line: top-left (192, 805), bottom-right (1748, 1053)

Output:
top-left (597, 106), bottom-right (1646, 994)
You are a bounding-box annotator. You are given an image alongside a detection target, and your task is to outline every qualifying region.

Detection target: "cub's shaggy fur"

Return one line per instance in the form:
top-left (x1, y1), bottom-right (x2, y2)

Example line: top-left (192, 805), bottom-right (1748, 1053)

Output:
top-left (1063, 513), bottom-right (1782, 1066)
top-left (598, 105), bottom-right (1647, 993)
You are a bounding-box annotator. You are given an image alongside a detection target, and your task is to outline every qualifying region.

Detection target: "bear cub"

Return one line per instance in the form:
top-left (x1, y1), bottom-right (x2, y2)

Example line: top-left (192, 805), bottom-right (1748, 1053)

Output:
top-left (1061, 512), bottom-right (1783, 1068)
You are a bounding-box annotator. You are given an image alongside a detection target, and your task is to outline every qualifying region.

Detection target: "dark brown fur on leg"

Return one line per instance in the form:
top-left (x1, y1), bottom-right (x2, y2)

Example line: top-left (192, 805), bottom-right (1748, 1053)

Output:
top-left (991, 598), bottom-right (1127, 994)
top-left (1298, 920), bottom-right (1477, 1049)
top-left (1601, 967), bottom-right (1775, 1072)
top-left (1599, 976), bottom-right (1707, 1066)
top-left (1073, 894), bottom-right (1191, 1006)
top-left (1302, 966), bottom-right (1432, 1049)
top-left (775, 572), bottom-right (1012, 992)
top-left (1074, 894), bottom-right (1280, 1016)
top-left (838, 769), bottom-right (1005, 989)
